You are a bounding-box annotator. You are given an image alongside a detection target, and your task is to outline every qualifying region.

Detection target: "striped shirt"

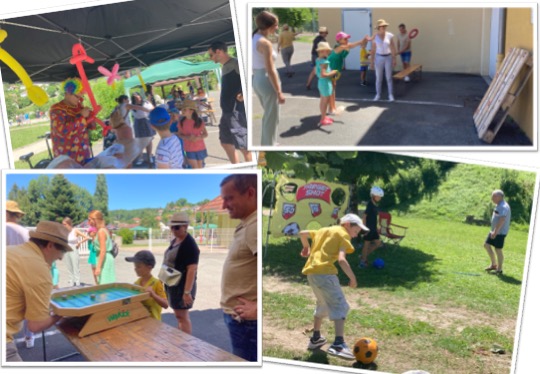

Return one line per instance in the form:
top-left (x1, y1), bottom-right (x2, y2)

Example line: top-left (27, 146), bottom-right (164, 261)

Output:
top-left (156, 135), bottom-right (184, 169)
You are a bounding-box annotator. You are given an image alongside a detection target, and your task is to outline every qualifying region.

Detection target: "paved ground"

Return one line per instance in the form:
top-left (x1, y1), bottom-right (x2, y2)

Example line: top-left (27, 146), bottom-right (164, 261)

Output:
top-left (251, 38), bottom-right (532, 147)
top-left (12, 245), bottom-right (236, 362)
top-left (11, 90), bottom-right (239, 168)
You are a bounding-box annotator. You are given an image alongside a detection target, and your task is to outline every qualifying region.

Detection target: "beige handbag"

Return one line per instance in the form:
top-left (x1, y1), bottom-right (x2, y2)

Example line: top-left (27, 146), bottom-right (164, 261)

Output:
top-left (158, 265), bottom-right (182, 287)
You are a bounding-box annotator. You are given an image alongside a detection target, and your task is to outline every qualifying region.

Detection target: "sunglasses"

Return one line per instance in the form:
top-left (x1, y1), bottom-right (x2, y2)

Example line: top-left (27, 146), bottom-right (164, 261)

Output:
top-left (171, 225), bottom-right (186, 230)
top-left (55, 244), bottom-right (68, 254)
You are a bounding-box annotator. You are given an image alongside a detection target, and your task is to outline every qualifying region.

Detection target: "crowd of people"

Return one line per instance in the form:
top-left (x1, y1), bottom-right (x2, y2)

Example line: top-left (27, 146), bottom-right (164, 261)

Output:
top-left (252, 10), bottom-right (414, 145)
top-left (5, 174), bottom-right (259, 362)
top-left (48, 40), bottom-right (251, 168)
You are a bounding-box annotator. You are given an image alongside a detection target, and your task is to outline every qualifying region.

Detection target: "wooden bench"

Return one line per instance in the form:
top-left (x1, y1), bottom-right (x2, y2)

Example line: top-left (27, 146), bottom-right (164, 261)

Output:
top-left (393, 64), bottom-right (422, 81)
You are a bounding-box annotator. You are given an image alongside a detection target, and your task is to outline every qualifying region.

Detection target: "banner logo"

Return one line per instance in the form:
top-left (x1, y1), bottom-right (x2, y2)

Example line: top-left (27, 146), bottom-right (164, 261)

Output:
top-left (309, 203), bottom-right (322, 217)
top-left (296, 183), bottom-right (331, 203)
top-left (282, 203), bottom-right (296, 220)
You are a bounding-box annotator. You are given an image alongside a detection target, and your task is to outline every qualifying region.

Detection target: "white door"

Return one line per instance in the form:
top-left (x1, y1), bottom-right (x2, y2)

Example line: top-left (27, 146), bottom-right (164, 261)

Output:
top-left (343, 9), bottom-right (371, 71)
top-left (489, 9), bottom-right (503, 78)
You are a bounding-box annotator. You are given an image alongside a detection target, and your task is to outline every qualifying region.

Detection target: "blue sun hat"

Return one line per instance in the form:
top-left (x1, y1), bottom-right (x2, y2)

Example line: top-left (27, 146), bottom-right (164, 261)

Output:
top-left (149, 106), bottom-right (171, 127)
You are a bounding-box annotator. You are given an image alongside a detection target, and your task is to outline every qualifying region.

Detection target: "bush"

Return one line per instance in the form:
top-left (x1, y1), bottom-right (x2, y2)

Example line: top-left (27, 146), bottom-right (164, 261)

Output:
top-left (500, 171), bottom-right (535, 224)
top-left (118, 228), bottom-right (134, 245)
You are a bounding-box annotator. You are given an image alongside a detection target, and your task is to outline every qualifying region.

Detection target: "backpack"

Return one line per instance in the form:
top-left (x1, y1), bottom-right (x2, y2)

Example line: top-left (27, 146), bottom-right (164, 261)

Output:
top-left (110, 241), bottom-right (119, 258)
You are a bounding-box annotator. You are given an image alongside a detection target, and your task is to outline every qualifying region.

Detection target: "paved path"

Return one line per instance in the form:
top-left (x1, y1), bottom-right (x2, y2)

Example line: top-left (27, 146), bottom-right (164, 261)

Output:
top-left (251, 36), bottom-right (531, 147)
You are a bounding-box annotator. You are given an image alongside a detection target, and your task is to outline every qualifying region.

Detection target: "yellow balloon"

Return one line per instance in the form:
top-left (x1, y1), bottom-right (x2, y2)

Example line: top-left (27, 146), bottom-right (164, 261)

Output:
top-left (27, 85), bottom-right (49, 107)
top-left (0, 33), bottom-right (49, 106)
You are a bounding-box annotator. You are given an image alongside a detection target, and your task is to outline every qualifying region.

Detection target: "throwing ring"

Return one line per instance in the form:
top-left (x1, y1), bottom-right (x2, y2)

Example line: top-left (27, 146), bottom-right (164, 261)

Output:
top-left (409, 28), bottom-right (419, 39)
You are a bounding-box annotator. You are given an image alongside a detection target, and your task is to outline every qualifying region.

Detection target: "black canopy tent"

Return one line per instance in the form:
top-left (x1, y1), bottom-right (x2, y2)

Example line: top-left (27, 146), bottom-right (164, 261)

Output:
top-left (0, 0), bottom-right (234, 83)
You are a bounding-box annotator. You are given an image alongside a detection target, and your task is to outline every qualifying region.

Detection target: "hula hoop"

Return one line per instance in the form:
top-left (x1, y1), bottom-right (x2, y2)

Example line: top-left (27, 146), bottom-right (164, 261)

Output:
top-left (332, 71), bottom-right (341, 81)
top-left (409, 28), bottom-right (419, 39)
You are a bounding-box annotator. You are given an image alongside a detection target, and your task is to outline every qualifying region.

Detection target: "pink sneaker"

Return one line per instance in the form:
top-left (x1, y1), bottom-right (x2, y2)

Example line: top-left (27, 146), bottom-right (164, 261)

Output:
top-left (320, 118), bottom-right (333, 126)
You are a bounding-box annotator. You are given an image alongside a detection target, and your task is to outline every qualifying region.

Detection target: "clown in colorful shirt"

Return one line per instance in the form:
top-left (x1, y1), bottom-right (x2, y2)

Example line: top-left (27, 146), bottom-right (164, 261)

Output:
top-left (50, 78), bottom-right (95, 165)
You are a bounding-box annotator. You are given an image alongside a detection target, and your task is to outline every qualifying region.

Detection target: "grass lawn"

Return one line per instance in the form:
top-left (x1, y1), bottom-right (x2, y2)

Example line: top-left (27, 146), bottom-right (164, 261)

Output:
top-left (9, 122), bottom-right (50, 149)
top-left (13, 150), bottom-right (51, 169)
top-left (262, 215), bottom-right (529, 373)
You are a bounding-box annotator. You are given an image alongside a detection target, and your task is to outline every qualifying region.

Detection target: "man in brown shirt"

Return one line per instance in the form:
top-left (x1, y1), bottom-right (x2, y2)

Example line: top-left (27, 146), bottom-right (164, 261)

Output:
top-left (220, 174), bottom-right (258, 361)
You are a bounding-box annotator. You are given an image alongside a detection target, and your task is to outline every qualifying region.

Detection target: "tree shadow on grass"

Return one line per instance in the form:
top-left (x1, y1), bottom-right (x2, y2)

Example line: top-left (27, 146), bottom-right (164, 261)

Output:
top-left (264, 239), bottom-right (439, 290)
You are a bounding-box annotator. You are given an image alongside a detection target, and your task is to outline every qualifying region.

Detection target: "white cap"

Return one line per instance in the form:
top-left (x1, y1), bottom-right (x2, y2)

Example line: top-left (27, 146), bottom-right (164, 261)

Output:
top-left (370, 186), bottom-right (384, 197)
top-left (340, 213), bottom-right (370, 232)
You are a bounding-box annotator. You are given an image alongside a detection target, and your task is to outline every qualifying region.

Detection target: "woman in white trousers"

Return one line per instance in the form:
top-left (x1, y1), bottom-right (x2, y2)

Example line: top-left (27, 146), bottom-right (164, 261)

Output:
top-left (371, 19), bottom-right (397, 102)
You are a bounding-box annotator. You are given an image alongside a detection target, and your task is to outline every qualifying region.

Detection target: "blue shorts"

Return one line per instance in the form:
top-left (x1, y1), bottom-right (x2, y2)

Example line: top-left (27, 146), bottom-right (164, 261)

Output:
top-left (360, 65), bottom-right (368, 72)
top-left (186, 149), bottom-right (208, 161)
top-left (401, 51), bottom-right (412, 63)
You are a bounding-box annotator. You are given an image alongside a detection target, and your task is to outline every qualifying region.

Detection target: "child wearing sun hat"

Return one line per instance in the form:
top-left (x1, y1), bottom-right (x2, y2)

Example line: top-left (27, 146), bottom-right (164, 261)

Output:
top-left (315, 41), bottom-right (338, 126)
top-left (176, 99), bottom-right (208, 169)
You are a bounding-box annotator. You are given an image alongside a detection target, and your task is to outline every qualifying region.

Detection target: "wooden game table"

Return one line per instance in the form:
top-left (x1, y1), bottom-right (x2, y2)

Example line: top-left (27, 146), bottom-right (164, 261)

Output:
top-left (50, 283), bottom-right (245, 362)
top-left (56, 316), bottom-right (245, 362)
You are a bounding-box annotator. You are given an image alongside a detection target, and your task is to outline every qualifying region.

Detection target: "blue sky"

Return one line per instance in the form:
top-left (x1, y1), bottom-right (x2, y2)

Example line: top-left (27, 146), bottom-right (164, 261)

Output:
top-left (5, 173), bottom-right (238, 210)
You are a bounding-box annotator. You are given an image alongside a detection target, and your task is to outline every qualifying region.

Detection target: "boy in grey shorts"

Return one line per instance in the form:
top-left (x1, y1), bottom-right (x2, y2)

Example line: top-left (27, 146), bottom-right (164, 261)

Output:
top-left (300, 214), bottom-right (369, 360)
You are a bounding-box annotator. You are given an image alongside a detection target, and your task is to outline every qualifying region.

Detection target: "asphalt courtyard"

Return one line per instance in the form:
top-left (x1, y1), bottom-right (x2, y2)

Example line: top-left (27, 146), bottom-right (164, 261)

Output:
top-left (12, 244), bottom-right (237, 362)
top-left (250, 37), bottom-right (532, 147)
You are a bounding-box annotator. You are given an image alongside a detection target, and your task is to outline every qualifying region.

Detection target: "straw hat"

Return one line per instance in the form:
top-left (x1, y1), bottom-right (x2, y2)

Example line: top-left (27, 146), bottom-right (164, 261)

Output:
top-left (376, 19), bottom-right (390, 29)
top-left (6, 200), bottom-right (25, 215)
top-left (318, 26), bottom-right (328, 33)
top-left (29, 221), bottom-right (72, 252)
top-left (316, 41), bottom-right (332, 52)
top-left (180, 99), bottom-right (198, 113)
top-left (168, 212), bottom-right (190, 226)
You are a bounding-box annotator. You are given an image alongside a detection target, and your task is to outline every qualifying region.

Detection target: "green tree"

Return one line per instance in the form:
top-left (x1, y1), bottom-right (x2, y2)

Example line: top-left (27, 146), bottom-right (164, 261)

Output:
top-left (72, 184), bottom-right (94, 215)
top-left (271, 8), bottom-right (312, 30)
top-left (18, 175), bottom-right (51, 226)
top-left (41, 175), bottom-right (86, 223)
top-left (93, 175), bottom-right (109, 221)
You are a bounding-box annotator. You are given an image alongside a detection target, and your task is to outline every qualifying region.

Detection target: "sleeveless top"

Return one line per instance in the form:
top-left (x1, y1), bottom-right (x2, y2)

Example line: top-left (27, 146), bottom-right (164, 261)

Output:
top-left (375, 32), bottom-right (394, 55)
top-left (68, 229), bottom-right (78, 251)
top-left (253, 33), bottom-right (275, 69)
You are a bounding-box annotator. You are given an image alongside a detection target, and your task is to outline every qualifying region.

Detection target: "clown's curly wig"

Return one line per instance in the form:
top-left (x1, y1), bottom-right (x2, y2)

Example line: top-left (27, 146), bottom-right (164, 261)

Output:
top-left (61, 77), bottom-right (84, 95)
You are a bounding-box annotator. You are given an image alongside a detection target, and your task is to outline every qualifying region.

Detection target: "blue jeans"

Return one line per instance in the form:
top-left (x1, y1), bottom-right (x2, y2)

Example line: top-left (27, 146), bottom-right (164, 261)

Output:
top-left (223, 313), bottom-right (258, 361)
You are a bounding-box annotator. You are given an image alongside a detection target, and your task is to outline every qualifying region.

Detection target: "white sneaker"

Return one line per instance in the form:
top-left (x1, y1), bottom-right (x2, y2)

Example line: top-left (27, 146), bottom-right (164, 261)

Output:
top-left (388, 95), bottom-right (395, 102)
top-left (404, 76), bottom-right (411, 82)
top-left (328, 343), bottom-right (355, 360)
top-left (25, 335), bottom-right (35, 349)
top-left (335, 106), bottom-right (345, 115)
top-left (373, 95), bottom-right (380, 101)
top-left (308, 336), bottom-right (327, 350)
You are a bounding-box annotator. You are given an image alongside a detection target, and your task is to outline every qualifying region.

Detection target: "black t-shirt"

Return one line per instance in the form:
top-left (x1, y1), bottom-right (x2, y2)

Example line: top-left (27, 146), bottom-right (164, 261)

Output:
top-left (167, 234), bottom-right (200, 274)
top-left (220, 57), bottom-right (243, 114)
top-left (311, 35), bottom-right (326, 55)
top-left (365, 199), bottom-right (379, 231)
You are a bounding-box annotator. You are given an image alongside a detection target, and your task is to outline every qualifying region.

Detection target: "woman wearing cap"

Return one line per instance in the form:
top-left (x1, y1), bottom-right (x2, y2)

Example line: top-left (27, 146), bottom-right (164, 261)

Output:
top-left (315, 42), bottom-right (338, 126)
top-left (370, 19), bottom-right (397, 102)
top-left (49, 77), bottom-right (94, 165)
top-left (252, 10), bottom-right (286, 146)
top-left (88, 210), bottom-right (116, 284)
top-left (278, 24), bottom-right (299, 78)
top-left (62, 217), bottom-right (91, 287)
top-left (306, 26), bottom-right (329, 90)
top-left (328, 32), bottom-right (371, 115)
top-left (177, 99), bottom-right (208, 169)
top-left (360, 186), bottom-right (385, 268)
top-left (163, 212), bottom-right (200, 334)
top-left (131, 92), bottom-right (155, 165)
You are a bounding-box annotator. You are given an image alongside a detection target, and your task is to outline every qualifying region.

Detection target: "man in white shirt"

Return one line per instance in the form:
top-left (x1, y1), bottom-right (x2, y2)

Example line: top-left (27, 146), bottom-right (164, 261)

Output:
top-left (6, 200), bottom-right (29, 246)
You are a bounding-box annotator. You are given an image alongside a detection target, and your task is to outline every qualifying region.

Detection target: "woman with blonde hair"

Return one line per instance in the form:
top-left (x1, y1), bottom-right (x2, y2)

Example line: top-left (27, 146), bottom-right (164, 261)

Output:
top-left (88, 210), bottom-right (116, 284)
top-left (252, 10), bottom-right (285, 146)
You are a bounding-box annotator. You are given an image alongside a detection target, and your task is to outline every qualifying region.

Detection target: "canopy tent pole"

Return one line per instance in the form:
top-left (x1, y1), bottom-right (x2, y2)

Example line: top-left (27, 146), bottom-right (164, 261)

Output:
top-left (149, 228), bottom-right (153, 252)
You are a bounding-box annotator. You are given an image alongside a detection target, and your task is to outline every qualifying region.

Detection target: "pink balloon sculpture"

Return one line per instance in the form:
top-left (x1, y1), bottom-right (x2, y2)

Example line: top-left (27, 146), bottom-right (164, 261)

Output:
top-left (98, 63), bottom-right (121, 86)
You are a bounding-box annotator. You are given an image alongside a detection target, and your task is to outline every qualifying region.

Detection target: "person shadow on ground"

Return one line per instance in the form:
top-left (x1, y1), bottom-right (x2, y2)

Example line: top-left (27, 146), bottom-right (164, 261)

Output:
top-left (279, 115), bottom-right (344, 139)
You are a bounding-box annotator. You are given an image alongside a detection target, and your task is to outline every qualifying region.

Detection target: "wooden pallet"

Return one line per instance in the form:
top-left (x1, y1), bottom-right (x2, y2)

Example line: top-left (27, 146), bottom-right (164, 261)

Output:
top-left (474, 48), bottom-right (533, 143)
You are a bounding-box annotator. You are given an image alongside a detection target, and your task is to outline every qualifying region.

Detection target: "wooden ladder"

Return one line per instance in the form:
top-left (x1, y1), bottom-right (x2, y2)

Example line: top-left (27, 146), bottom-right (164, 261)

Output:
top-left (474, 48), bottom-right (533, 143)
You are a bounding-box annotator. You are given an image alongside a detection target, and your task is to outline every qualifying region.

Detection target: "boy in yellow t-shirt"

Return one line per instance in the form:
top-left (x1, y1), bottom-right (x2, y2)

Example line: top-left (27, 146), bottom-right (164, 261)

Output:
top-left (359, 39), bottom-right (370, 86)
top-left (300, 214), bottom-right (369, 360)
top-left (125, 250), bottom-right (169, 320)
